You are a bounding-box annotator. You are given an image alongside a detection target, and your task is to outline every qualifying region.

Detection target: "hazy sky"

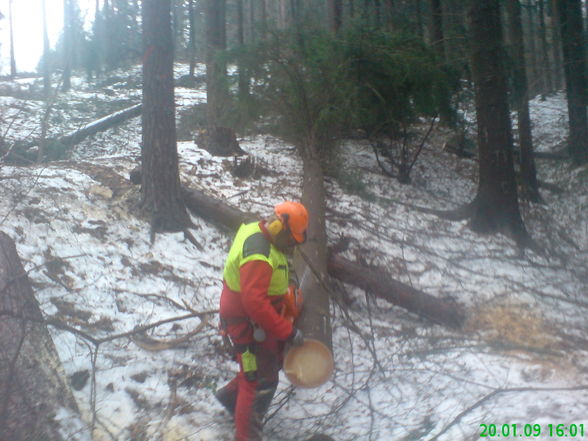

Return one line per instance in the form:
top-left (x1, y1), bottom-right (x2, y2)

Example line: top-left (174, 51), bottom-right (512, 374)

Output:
top-left (0, 0), bottom-right (94, 75)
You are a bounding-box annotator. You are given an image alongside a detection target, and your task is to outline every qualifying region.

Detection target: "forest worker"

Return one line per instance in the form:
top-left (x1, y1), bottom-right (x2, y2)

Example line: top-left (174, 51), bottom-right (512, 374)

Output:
top-left (215, 201), bottom-right (308, 441)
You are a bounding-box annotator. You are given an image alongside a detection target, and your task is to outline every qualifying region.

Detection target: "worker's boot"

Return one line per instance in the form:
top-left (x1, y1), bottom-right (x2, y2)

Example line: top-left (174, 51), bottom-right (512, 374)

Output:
top-left (214, 380), bottom-right (237, 416)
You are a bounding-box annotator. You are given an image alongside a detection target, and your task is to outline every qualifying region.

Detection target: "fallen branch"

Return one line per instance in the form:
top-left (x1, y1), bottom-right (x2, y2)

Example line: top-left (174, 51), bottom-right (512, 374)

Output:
top-left (130, 314), bottom-right (210, 351)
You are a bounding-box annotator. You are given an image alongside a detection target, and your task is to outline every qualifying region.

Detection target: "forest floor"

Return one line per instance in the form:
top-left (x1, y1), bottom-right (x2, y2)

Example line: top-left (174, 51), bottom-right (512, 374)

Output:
top-left (0, 65), bottom-right (587, 441)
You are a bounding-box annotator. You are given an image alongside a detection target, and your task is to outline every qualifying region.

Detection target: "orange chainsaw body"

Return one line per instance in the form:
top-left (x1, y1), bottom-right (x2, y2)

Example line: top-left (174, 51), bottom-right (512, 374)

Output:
top-left (281, 285), bottom-right (303, 323)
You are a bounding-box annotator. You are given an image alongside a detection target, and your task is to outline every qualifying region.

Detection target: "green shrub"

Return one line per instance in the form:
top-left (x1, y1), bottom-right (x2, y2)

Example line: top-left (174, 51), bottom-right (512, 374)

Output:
top-left (231, 24), bottom-right (456, 156)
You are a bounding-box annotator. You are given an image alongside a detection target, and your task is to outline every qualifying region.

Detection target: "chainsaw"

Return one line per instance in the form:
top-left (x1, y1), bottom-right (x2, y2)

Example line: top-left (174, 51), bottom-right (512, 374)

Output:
top-left (281, 284), bottom-right (303, 323)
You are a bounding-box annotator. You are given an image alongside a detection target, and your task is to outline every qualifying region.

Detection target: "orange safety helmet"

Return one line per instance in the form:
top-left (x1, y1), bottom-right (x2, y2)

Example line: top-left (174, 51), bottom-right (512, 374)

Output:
top-left (274, 201), bottom-right (308, 244)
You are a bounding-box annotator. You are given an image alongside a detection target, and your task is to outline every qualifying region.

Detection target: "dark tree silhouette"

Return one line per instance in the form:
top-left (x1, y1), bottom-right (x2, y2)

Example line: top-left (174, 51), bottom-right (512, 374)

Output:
top-left (141, 0), bottom-right (190, 235)
top-left (505, 0), bottom-right (541, 202)
top-left (465, 0), bottom-right (533, 248)
top-left (9, 0), bottom-right (16, 77)
top-left (556, 0), bottom-right (588, 165)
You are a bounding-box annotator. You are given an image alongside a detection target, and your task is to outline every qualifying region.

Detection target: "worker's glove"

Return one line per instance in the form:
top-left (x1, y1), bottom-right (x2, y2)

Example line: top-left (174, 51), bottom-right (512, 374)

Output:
top-left (288, 328), bottom-right (305, 347)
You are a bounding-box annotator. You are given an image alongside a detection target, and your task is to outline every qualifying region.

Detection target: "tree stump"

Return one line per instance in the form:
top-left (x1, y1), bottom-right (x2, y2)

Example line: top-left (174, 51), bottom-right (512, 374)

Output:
top-left (0, 232), bottom-right (89, 441)
top-left (196, 127), bottom-right (245, 156)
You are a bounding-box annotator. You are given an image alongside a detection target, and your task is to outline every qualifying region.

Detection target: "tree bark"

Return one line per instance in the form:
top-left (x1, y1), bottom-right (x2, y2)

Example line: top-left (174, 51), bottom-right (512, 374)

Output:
top-left (294, 147), bottom-right (332, 350)
top-left (259, 0), bottom-right (267, 37)
top-left (374, 0), bottom-right (382, 28)
top-left (179, 185), bottom-right (465, 328)
top-left (467, 0), bottom-right (531, 247)
top-left (415, 0), bottom-right (425, 40)
top-left (59, 104), bottom-right (142, 147)
top-left (537, 0), bottom-right (554, 94)
top-left (9, 0), bottom-right (16, 78)
top-left (141, 0), bottom-right (190, 234)
top-left (550, 0), bottom-right (565, 90)
top-left (327, 0), bottom-right (343, 34)
top-left (429, 0), bottom-right (454, 126)
top-left (327, 255), bottom-right (464, 328)
top-left (188, 0), bottom-right (196, 78)
top-left (0, 232), bottom-right (89, 441)
top-left (505, 0), bottom-right (542, 203)
top-left (62, 0), bottom-right (72, 91)
top-left (523, 2), bottom-right (539, 97)
top-left (42, 0), bottom-right (51, 98)
top-left (556, 0), bottom-right (588, 165)
top-left (237, 0), bottom-right (250, 100)
top-left (203, 0), bottom-right (239, 155)
top-left (249, 0), bottom-right (256, 43)
top-left (8, 104), bottom-right (142, 163)
top-left (205, 0), bottom-right (228, 129)
top-left (429, 0), bottom-right (445, 58)
top-left (384, 0), bottom-right (394, 31)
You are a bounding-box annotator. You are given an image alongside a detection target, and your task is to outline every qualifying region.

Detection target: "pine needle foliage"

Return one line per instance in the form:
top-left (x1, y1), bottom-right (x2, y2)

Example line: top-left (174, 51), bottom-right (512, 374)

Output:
top-left (231, 25), bottom-right (455, 154)
top-left (341, 26), bottom-right (454, 137)
top-left (232, 27), bottom-right (353, 153)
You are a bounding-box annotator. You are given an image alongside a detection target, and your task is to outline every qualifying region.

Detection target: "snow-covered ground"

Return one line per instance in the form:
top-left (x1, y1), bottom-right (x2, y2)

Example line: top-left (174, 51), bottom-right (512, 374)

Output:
top-left (1, 65), bottom-right (587, 441)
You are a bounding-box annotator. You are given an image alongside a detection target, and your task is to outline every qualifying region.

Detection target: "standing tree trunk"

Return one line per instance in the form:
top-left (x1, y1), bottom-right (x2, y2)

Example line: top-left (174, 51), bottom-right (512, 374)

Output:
top-left (237, 0), bottom-right (250, 101)
top-left (384, 0), bottom-right (394, 31)
top-left (429, 0), bottom-right (454, 126)
top-left (443, 0), bottom-right (468, 76)
top-left (523, 2), bottom-right (539, 97)
top-left (62, 0), bottom-right (73, 92)
top-left (466, 0), bottom-right (531, 247)
top-left (415, 0), bottom-right (425, 40)
top-left (202, 0), bottom-right (240, 156)
top-left (349, 0), bottom-right (356, 20)
top-left (259, 0), bottom-right (267, 37)
top-left (505, 0), bottom-right (542, 202)
top-left (205, 0), bottom-right (226, 128)
top-left (429, 0), bottom-right (445, 58)
top-left (550, 0), bottom-right (565, 90)
top-left (537, 0), bottom-right (554, 94)
top-left (374, 0), bottom-right (382, 27)
top-left (327, 0), bottom-right (343, 34)
top-left (556, 0), bottom-right (588, 165)
top-left (279, 0), bottom-right (289, 28)
top-left (585, 0), bottom-right (588, 44)
top-left (249, 0), bottom-right (256, 43)
top-left (141, 0), bottom-right (190, 235)
top-left (0, 232), bottom-right (89, 441)
top-left (188, 0), bottom-right (196, 78)
top-left (9, 0), bottom-right (16, 78)
top-left (42, 0), bottom-right (50, 98)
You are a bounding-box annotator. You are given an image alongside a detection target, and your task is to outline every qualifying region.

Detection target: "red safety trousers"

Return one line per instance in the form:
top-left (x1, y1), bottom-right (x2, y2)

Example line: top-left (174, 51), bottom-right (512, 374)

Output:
top-left (215, 337), bottom-right (283, 441)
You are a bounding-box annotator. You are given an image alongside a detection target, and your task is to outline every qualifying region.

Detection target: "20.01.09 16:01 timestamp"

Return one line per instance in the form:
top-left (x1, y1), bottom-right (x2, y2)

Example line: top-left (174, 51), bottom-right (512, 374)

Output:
top-left (480, 423), bottom-right (585, 438)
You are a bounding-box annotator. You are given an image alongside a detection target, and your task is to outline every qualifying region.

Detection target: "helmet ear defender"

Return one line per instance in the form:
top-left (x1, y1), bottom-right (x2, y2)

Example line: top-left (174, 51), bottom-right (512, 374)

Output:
top-left (267, 219), bottom-right (284, 236)
top-left (268, 213), bottom-right (290, 237)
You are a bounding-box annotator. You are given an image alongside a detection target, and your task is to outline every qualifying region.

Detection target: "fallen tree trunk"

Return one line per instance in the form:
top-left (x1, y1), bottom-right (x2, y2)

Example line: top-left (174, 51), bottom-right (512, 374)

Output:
top-left (6, 104), bottom-right (142, 163)
top-left (327, 254), bottom-right (464, 328)
top-left (181, 186), bottom-right (255, 231)
top-left (57, 103), bottom-right (142, 147)
top-left (180, 185), bottom-right (464, 328)
top-left (0, 232), bottom-right (90, 441)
